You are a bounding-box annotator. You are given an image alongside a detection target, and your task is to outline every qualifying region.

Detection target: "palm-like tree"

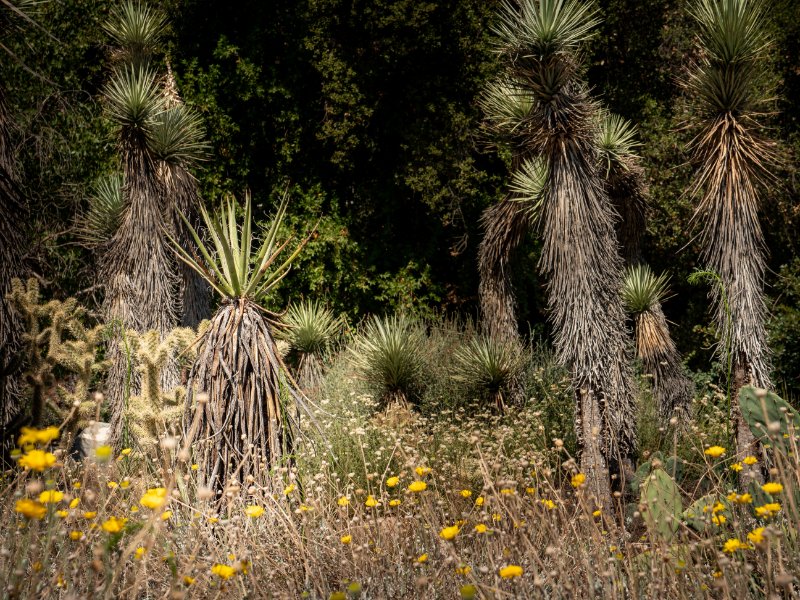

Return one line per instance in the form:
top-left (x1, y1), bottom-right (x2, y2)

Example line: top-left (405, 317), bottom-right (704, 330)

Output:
top-left (623, 265), bottom-right (694, 423)
top-left (174, 193), bottom-right (311, 495)
top-left (598, 113), bottom-right (693, 424)
top-left (101, 1), bottom-right (179, 444)
top-left (684, 0), bottom-right (775, 468)
top-left (492, 0), bottom-right (637, 504)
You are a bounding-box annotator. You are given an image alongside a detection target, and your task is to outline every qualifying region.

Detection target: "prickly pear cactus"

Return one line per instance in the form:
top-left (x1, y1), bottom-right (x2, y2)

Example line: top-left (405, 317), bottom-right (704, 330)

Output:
top-left (640, 468), bottom-right (683, 543)
top-left (739, 386), bottom-right (800, 451)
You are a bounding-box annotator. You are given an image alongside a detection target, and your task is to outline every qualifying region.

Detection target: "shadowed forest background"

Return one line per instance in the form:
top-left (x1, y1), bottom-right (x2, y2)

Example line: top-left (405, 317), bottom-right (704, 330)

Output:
top-left (3, 0), bottom-right (799, 397)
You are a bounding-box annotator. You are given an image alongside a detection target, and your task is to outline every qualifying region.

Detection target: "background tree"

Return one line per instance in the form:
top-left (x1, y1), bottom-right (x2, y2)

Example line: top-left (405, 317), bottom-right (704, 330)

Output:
top-left (683, 0), bottom-right (777, 468)
top-left (493, 0), bottom-right (638, 504)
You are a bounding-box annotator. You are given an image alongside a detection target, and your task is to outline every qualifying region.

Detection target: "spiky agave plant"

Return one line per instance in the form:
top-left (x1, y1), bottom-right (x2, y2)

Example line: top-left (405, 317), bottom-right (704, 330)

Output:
top-left (349, 314), bottom-right (426, 408)
top-left (280, 300), bottom-right (342, 391)
top-left (493, 0), bottom-right (637, 504)
top-left (173, 193), bottom-right (311, 495)
top-left (622, 265), bottom-right (694, 424)
top-left (451, 335), bottom-right (525, 412)
top-left (684, 0), bottom-right (775, 468)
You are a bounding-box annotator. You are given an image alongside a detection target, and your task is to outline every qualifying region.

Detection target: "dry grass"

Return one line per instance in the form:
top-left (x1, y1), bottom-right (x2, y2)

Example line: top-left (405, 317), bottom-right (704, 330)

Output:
top-left (1, 352), bottom-right (799, 599)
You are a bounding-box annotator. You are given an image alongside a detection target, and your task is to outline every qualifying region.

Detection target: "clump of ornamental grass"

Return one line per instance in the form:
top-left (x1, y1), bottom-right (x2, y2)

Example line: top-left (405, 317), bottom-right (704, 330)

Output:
top-left (279, 299), bottom-right (342, 391)
top-left (451, 335), bottom-right (525, 412)
top-left (348, 314), bottom-right (426, 408)
top-left (172, 192), bottom-right (313, 496)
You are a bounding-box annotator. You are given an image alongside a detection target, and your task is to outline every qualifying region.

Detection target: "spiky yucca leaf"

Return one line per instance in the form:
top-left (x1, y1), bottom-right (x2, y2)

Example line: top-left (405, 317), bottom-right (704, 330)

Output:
top-left (509, 156), bottom-right (548, 220)
top-left (81, 173), bottom-right (124, 244)
top-left (622, 265), bottom-right (671, 315)
top-left (103, 0), bottom-right (166, 63)
top-left (148, 105), bottom-right (208, 165)
top-left (597, 112), bottom-right (640, 174)
top-left (281, 300), bottom-right (341, 355)
top-left (104, 65), bottom-right (163, 130)
top-left (452, 335), bottom-right (524, 410)
top-left (349, 314), bottom-right (426, 406)
top-left (172, 192), bottom-right (307, 301)
top-left (494, 0), bottom-right (600, 55)
top-left (480, 77), bottom-right (536, 138)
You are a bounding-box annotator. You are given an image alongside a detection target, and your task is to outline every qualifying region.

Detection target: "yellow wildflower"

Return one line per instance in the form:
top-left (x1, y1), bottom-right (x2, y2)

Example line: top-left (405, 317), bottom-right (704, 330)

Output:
top-left (761, 482), bottom-right (783, 495)
top-left (747, 527), bottom-right (765, 545)
top-left (69, 530), bottom-right (84, 541)
top-left (389, 499), bottom-right (401, 507)
top-left (475, 496), bottom-right (484, 507)
top-left (39, 490), bottom-right (64, 504)
top-left (340, 534), bottom-right (352, 544)
top-left (500, 488), bottom-right (515, 495)
top-left (83, 511), bottom-right (97, 519)
top-left (499, 564), bottom-right (524, 579)
top-left (182, 576), bottom-right (195, 585)
top-left (704, 446), bottom-right (726, 458)
top-left (134, 547), bottom-right (146, 560)
top-left (120, 448), bottom-right (132, 456)
top-left (439, 525), bottom-right (460, 540)
top-left (337, 496), bottom-right (350, 507)
top-left (95, 445), bottom-right (113, 461)
top-left (755, 503), bottom-right (781, 519)
top-left (69, 498), bottom-right (80, 509)
top-left (191, 464), bottom-right (198, 471)
top-left (571, 473), bottom-right (586, 488)
top-left (526, 487), bottom-right (536, 495)
top-left (417, 553), bottom-right (428, 563)
top-left (730, 462), bottom-right (743, 472)
top-left (245, 505), bottom-right (265, 518)
top-left (211, 564), bottom-right (236, 580)
top-left (365, 495), bottom-right (379, 508)
top-left (712, 514), bottom-right (726, 526)
top-left (72, 482), bottom-right (81, 489)
top-left (386, 476), bottom-right (399, 488)
top-left (56, 510), bottom-right (68, 518)
top-left (160, 511), bottom-right (172, 521)
top-left (284, 484), bottom-right (296, 495)
top-left (120, 480), bottom-right (130, 489)
top-left (415, 466), bottom-right (431, 476)
top-left (140, 488), bottom-right (168, 510)
top-left (408, 480), bottom-right (427, 492)
top-left (455, 564), bottom-right (472, 575)
top-left (492, 513), bottom-right (502, 521)
top-left (743, 455), bottom-right (758, 465)
top-left (107, 481), bottom-right (118, 489)
top-left (474, 523), bottom-right (488, 533)
top-left (101, 516), bottom-right (127, 533)
top-left (541, 499), bottom-right (556, 510)
top-left (18, 426), bottom-right (60, 446)
top-left (15, 499), bottom-right (47, 520)
top-left (722, 538), bottom-right (747, 553)
top-left (18, 449), bottom-right (57, 471)
top-left (460, 489), bottom-right (472, 498)
top-left (592, 509), bottom-right (602, 518)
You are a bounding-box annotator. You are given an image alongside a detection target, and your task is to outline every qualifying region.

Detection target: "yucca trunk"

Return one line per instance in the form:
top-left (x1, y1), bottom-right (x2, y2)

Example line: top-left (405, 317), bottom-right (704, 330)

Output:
top-left (606, 167), bottom-right (646, 265)
top-left (105, 132), bottom-right (179, 445)
top-left (184, 298), bottom-right (296, 495)
top-left (296, 352), bottom-right (325, 392)
top-left (477, 198), bottom-right (530, 345)
top-left (0, 86), bottom-right (24, 436)
top-left (539, 94), bottom-right (637, 503)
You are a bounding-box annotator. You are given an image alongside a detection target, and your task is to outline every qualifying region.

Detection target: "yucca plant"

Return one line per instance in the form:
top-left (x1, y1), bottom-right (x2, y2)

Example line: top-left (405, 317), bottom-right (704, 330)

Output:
top-left (349, 314), bottom-right (426, 408)
top-left (452, 335), bottom-right (525, 411)
top-left (150, 67), bottom-right (211, 328)
top-left (622, 265), bottom-right (694, 424)
top-left (173, 193), bottom-right (311, 495)
top-left (80, 173), bottom-right (125, 245)
top-left (102, 0), bottom-right (166, 66)
top-left (684, 0), bottom-right (776, 471)
top-left (596, 112), bottom-right (646, 264)
top-left (279, 299), bottom-right (342, 391)
top-left (491, 0), bottom-right (638, 505)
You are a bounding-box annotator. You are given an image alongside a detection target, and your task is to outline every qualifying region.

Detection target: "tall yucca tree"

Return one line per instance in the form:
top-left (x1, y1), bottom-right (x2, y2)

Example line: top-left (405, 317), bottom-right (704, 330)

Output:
top-left (101, 1), bottom-right (180, 445)
top-left (152, 63), bottom-right (211, 328)
top-left (623, 265), bottom-right (694, 423)
top-left (598, 113), bottom-right (694, 423)
top-left (493, 0), bottom-right (637, 505)
top-left (174, 193), bottom-right (311, 495)
top-left (685, 0), bottom-right (775, 471)
top-left (477, 79), bottom-right (537, 345)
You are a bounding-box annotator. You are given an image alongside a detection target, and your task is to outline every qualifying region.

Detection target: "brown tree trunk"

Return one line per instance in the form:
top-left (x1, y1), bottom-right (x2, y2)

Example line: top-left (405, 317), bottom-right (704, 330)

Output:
top-left (733, 353), bottom-right (763, 485)
top-left (577, 386), bottom-right (612, 509)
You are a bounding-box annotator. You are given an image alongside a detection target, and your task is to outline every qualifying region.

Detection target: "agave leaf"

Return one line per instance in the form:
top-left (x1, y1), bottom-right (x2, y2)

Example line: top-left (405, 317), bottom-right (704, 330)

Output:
top-left (104, 64), bottom-right (164, 130)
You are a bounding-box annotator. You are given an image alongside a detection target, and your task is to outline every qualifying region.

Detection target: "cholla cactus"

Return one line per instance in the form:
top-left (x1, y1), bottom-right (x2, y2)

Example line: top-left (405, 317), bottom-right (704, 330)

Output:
top-left (122, 325), bottom-right (206, 450)
top-left (6, 278), bottom-right (106, 445)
